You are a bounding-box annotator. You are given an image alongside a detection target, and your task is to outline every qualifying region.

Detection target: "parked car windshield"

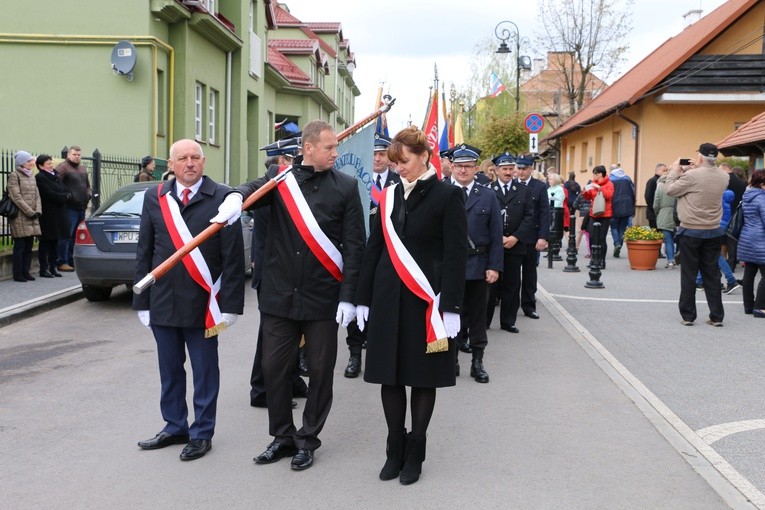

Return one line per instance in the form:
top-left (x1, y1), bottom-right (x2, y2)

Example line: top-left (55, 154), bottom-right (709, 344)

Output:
top-left (97, 187), bottom-right (149, 217)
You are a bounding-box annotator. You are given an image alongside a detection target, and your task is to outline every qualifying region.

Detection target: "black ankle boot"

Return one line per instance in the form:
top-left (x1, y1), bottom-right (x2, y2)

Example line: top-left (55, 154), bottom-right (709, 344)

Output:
top-left (23, 272), bottom-right (36, 281)
top-left (344, 352), bottom-right (361, 378)
top-left (379, 428), bottom-right (406, 481)
top-left (399, 433), bottom-right (426, 485)
top-left (13, 274), bottom-right (27, 282)
top-left (470, 348), bottom-right (489, 383)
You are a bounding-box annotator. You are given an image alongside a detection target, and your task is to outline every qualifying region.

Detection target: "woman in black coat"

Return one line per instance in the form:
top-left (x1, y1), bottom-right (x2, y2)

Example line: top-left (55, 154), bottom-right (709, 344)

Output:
top-left (356, 127), bottom-right (467, 485)
top-left (34, 155), bottom-right (71, 277)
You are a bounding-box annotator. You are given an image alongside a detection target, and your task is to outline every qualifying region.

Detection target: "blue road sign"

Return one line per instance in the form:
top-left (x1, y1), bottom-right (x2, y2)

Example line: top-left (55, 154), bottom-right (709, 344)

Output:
top-left (524, 113), bottom-right (545, 134)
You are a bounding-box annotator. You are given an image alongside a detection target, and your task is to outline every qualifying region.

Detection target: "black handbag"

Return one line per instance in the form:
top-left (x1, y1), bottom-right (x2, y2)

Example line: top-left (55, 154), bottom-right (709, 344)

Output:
top-left (0, 190), bottom-right (19, 219)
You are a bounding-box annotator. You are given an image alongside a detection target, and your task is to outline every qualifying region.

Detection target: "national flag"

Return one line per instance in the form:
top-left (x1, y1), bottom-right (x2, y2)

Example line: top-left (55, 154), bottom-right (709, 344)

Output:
top-left (490, 72), bottom-right (507, 98)
top-left (274, 118), bottom-right (287, 129)
top-left (439, 123), bottom-right (449, 154)
top-left (422, 89), bottom-right (442, 179)
top-left (454, 107), bottom-right (465, 145)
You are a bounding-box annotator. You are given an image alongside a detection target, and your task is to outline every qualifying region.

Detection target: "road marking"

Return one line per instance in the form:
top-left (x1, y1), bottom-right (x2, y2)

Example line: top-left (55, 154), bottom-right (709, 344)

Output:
top-left (697, 420), bottom-right (765, 445)
top-left (538, 284), bottom-right (762, 510)
top-left (550, 293), bottom-right (743, 305)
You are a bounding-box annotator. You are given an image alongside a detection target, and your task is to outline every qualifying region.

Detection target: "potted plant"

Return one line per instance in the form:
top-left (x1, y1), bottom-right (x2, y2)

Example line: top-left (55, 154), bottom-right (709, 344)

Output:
top-left (624, 226), bottom-right (664, 270)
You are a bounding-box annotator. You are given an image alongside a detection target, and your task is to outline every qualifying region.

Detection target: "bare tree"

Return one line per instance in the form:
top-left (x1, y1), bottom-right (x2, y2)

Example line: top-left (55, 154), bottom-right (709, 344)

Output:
top-left (536, 0), bottom-right (633, 113)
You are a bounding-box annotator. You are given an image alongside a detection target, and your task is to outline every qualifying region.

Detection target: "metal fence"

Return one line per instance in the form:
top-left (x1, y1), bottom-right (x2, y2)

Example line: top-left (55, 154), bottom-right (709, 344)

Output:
top-left (1, 148), bottom-right (166, 246)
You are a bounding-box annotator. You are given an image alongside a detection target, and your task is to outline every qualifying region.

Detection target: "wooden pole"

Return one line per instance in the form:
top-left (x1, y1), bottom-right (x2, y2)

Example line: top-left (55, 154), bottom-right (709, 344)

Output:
top-left (134, 98), bottom-right (395, 294)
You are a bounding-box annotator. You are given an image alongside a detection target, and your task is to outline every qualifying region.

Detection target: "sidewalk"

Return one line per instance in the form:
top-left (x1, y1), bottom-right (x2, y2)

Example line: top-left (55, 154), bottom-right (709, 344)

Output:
top-left (0, 268), bottom-right (82, 327)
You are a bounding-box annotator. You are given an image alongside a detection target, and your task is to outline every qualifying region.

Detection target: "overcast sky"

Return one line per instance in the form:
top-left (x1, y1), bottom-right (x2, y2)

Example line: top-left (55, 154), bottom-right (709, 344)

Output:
top-left (283, 0), bottom-right (727, 132)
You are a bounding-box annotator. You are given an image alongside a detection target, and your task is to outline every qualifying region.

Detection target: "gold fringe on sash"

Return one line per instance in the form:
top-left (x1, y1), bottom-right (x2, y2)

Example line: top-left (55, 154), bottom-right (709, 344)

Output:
top-left (205, 322), bottom-right (227, 338)
top-left (426, 337), bottom-right (449, 354)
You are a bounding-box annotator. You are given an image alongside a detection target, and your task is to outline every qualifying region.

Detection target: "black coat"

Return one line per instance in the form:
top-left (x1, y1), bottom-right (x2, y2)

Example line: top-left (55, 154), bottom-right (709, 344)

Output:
top-left (35, 170), bottom-right (70, 240)
top-left (238, 158), bottom-right (365, 320)
top-left (132, 177), bottom-right (245, 328)
top-left (490, 180), bottom-right (535, 255)
top-left (356, 176), bottom-right (467, 388)
top-left (464, 183), bottom-right (503, 279)
top-left (516, 178), bottom-right (550, 244)
top-left (644, 174), bottom-right (660, 222)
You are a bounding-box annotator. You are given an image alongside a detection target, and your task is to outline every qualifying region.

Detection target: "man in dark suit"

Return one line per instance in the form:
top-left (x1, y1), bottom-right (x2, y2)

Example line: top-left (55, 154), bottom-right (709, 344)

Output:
top-left (134, 139), bottom-right (245, 461)
top-left (343, 133), bottom-right (400, 378)
top-left (212, 120), bottom-right (365, 471)
top-left (514, 156), bottom-right (549, 319)
top-left (450, 144), bottom-right (503, 383)
top-left (249, 139), bottom-right (307, 407)
top-left (486, 153), bottom-right (535, 333)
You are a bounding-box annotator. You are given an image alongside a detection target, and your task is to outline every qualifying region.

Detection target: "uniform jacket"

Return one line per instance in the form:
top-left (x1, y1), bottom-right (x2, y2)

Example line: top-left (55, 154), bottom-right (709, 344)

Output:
top-left (7, 168), bottom-right (41, 238)
top-left (582, 176), bottom-right (614, 219)
top-left (35, 170), bottom-right (71, 240)
top-left (356, 176), bottom-right (467, 388)
top-left (369, 169), bottom-right (400, 218)
top-left (491, 179), bottom-right (534, 255)
top-left (56, 160), bottom-right (91, 210)
top-left (515, 177), bottom-right (550, 243)
top-left (238, 157), bottom-right (365, 320)
top-left (133, 176), bottom-right (245, 328)
top-left (737, 187), bottom-right (765, 265)
top-left (463, 183), bottom-right (503, 280)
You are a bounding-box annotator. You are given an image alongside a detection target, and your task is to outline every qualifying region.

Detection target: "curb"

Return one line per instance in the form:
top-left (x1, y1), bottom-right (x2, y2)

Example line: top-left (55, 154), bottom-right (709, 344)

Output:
top-left (0, 285), bottom-right (83, 328)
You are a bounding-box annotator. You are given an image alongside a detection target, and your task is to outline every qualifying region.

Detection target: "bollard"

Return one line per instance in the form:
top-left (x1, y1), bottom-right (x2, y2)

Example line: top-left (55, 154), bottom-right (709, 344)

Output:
top-left (548, 200), bottom-right (564, 268)
top-left (563, 212), bottom-right (579, 272)
top-left (585, 221), bottom-right (604, 288)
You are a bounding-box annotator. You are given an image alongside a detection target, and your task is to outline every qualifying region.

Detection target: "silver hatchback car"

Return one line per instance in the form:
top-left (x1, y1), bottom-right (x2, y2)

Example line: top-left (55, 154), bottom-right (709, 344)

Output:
top-left (73, 181), bottom-right (252, 301)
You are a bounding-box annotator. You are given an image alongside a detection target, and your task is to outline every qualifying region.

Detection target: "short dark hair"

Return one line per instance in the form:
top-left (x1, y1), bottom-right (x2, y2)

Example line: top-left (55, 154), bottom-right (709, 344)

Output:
top-left (593, 165), bottom-right (607, 177)
top-left (750, 169), bottom-right (765, 188)
top-left (35, 154), bottom-right (52, 169)
top-left (568, 171), bottom-right (576, 180)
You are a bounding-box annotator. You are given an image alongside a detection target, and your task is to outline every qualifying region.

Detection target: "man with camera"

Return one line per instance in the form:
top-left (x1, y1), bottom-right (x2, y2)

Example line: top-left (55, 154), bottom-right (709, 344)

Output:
top-left (666, 143), bottom-right (729, 327)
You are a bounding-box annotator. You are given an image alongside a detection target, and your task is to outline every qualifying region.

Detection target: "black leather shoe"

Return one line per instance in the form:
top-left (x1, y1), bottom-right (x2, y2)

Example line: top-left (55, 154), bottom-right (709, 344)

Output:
top-left (254, 441), bottom-right (298, 464)
top-left (501, 325), bottom-right (520, 333)
top-left (524, 311), bottom-right (540, 320)
top-left (298, 349), bottom-right (309, 377)
top-left (137, 431), bottom-right (190, 450)
top-left (457, 340), bottom-right (472, 353)
top-left (179, 439), bottom-right (211, 461)
top-left (344, 353), bottom-right (361, 378)
top-left (23, 273), bottom-right (36, 281)
top-left (39, 270), bottom-right (54, 278)
top-left (291, 448), bottom-right (314, 470)
top-left (50, 268), bottom-right (63, 277)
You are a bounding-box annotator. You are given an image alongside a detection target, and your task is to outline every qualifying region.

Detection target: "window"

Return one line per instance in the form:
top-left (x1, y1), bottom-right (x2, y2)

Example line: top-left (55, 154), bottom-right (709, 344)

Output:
top-left (209, 88), bottom-right (218, 145)
top-left (195, 82), bottom-right (203, 141)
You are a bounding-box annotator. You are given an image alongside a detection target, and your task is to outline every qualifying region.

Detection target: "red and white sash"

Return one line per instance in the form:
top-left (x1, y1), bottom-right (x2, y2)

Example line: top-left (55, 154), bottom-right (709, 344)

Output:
top-left (157, 187), bottom-right (226, 338)
top-left (379, 184), bottom-right (448, 353)
top-left (276, 166), bottom-right (343, 281)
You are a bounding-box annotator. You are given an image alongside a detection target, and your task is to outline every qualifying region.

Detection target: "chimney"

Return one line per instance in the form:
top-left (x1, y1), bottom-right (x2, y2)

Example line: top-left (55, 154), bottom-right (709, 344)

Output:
top-left (683, 9), bottom-right (703, 27)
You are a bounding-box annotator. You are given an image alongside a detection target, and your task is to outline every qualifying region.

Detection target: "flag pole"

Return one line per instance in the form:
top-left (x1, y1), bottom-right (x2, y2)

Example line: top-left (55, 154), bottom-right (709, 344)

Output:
top-left (134, 97), bottom-right (396, 294)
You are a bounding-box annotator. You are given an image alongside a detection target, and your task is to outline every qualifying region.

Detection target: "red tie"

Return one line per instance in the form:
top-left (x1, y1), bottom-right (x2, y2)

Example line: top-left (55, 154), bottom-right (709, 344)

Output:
top-left (182, 188), bottom-right (191, 206)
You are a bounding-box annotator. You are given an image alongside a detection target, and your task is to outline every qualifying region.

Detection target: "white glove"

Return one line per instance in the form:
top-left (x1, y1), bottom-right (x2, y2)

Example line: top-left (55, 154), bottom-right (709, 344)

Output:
top-left (442, 312), bottom-right (461, 339)
top-left (137, 310), bottom-right (151, 328)
top-left (210, 192), bottom-right (243, 225)
top-left (335, 301), bottom-right (356, 328)
top-left (222, 313), bottom-right (238, 328)
top-left (356, 305), bottom-right (370, 332)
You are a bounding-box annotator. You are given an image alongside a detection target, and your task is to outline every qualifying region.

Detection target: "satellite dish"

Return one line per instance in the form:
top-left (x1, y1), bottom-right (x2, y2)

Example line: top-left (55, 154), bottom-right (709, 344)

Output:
top-left (111, 40), bottom-right (137, 81)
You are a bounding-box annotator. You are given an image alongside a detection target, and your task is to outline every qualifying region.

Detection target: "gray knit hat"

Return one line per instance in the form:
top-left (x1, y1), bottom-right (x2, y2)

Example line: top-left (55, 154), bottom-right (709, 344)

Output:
top-left (15, 150), bottom-right (35, 167)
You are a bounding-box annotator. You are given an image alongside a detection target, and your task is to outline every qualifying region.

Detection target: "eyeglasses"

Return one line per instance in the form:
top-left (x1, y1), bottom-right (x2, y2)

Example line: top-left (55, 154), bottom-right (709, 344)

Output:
top-left (453, 164), bottom-right (476, 170)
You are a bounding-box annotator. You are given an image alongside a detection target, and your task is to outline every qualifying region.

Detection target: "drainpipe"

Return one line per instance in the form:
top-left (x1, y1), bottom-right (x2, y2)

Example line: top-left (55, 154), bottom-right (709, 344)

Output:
top-left (225, 50), bottom-right (232, 184)
top-left (615, 104), bottom-right (639, 179)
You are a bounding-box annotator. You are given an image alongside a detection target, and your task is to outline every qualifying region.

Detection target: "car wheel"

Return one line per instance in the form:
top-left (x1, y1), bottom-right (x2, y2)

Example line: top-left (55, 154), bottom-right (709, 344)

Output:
top-left (82, 285), bottom-right (113, 302)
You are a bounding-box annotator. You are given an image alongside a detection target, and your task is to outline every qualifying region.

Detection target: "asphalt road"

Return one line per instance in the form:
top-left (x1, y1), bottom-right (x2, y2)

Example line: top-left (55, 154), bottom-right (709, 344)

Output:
top-left (1, 268), bottom-right (746, 509)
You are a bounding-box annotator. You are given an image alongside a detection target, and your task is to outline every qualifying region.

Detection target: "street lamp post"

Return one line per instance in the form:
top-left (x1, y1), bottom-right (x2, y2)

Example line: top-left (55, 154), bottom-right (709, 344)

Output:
top-left (494, 20), bottom-right (527, 112)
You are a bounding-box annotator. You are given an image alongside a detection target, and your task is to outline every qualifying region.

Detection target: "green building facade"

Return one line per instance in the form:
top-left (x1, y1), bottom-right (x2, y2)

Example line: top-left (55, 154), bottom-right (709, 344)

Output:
top-left (0, 0), bottom-right (359, 185)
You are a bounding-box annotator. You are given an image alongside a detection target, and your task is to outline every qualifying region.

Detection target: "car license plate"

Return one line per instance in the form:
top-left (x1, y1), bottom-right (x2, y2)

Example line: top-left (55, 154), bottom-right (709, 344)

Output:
top-left (114, 231), bottom-right (139, 243)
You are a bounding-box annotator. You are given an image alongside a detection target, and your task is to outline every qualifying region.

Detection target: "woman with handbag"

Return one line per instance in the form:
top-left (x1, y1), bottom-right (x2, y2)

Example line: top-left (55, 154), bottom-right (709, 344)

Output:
top-left (8, 151), bottom-right (42, 282)
top-left (580, 165), bottom-right (614, 268)
top-left (35, 154), bottom-right (71, 277)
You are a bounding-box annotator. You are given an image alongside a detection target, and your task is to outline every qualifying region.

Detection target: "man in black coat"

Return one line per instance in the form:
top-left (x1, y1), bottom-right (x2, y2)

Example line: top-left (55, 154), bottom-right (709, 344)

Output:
top-left (487, 153), bottom-right (535, 333)
top-left (134, 139), bottom-right (245, 461)
top-left (343, 133), bottom-right (400, 378)
top-left (644, 163), bottom-right (667, 230)
top-left (249, 140), bottom-right (307, 407)
top-left (212, 120), bottom-right (365, 471)
top-left (514, 156), bottom-right (549, 319)
top-left (450, 144), bottom-right (503, 383)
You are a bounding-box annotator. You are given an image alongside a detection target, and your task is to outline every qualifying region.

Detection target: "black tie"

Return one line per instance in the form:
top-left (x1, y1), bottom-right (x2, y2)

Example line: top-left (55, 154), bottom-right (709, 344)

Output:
top-left (503, 184), bottom-right (509, 195)
top-left (462, 186), bottom-right (469, 201)
top-left (376, 174), bottom-right (382, 189)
